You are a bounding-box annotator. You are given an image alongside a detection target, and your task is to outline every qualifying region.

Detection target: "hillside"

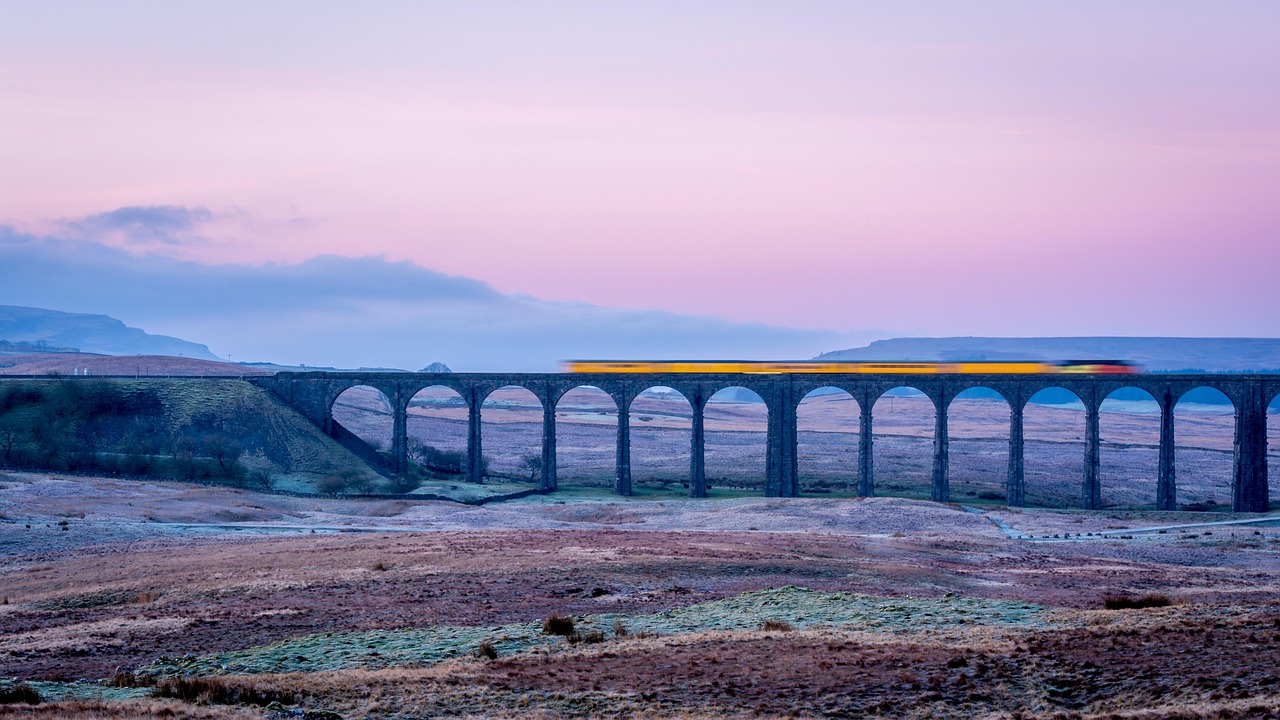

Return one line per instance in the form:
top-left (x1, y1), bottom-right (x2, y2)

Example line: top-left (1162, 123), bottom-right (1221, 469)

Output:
top-left (0, 305), bottom-right (219, 359)
top-left (0, 378), bottom-right (383, 493)
top-left (817, 337), bottom-right (1280, 372)
top-left (0, 352), bottom-right (268, 376)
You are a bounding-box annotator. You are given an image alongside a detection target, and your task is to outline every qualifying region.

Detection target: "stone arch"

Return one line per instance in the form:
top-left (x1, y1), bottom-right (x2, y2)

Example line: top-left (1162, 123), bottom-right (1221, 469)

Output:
top-left (870, 385), bottom-right (935, 499)
top-left (945, 386), bottom-right (1011, 504)
top-left (479, 384), bottom-right (544, 484)
top-left (406, 384), bottom-right (468, 479)
top-left (796, 386), bottom-right (860, 496)
top-left (1023, 386), bottom-right (1086, 508)
top-left (1099, 385), bottom-right (1160, 509)
top-left (554, 385), bottom-right (618, 489)
top-left (1173, 387), bottom-right (1235, 512)
top-left (705, 385), bottom-right (768, 493)
top-left (330, 384), bottom-right (395, 466)
top-left (628, 386), bottom-right (693, 494)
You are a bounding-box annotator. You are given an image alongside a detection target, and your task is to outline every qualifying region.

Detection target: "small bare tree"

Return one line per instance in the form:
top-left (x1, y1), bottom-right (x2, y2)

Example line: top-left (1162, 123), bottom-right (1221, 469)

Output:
top-left (521, 454), bottom-right (543, 483)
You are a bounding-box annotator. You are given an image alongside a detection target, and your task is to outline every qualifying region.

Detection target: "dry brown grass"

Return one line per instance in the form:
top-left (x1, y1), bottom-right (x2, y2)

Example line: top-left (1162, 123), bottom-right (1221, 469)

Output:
top-left (1103, 593), bottom-right (1173, 610)
top-left (0, 699), bottom-right (260, 718)
top-left (152, 676), bottom-right (296, 707)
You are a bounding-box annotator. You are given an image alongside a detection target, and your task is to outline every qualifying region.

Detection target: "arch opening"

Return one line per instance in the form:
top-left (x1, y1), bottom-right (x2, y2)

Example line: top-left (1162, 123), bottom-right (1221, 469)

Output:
top-left (871, 386), bottom-right (934, 499)
top-left (1173, 387), bottom-right (1234, 512)
top-left (407, 385), bottom-right (468, 482)
top-left (946, 387), bottom-right (1010, 504)
top-left (1099, 386), bottom-right (1160, 509)
top-left (796, 387), bottom-right (860, 496)
top-left (629, 386), bottom-right (693, 495)
top-left (705, 386), bottom-right (767, 493)
top-left (1023, 387), bottom-right (1086, 508)
top-left (480, 385), bottom-right (543, 486)
top-left (554, 385), bottom-right (617, 489)
top-left (330, 384), bottom-right (393, 456)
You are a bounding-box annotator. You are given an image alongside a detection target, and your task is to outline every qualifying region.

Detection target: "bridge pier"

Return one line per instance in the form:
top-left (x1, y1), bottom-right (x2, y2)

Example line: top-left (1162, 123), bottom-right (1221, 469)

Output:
top-left (615, 393), bottom-right (632, 496)
top-left (391, 394), bottom-right (409, 476)
top-left (1007, 395), bottom-right (1025, 507)
top-left (1233, 381), bottom-right (1269, 512)
top-left (931, 389), bottom-right (949, 502)
top-left (765, 383), bottom-right (799, 497)
top-left (858, 397), bottom-right (874, 497)
top-left (1157, 390), bottom-right (1176, 511)
top-left (1083, 396), bottom-right (1101, 510)
top-left (541, 398), bottom-right (558, 492)
top-left (783, 383), bottom-right (798, 497)
top-left (466, 389), bottom-right (484, 484)
top-left (689, 390), bottom-right (707, 498)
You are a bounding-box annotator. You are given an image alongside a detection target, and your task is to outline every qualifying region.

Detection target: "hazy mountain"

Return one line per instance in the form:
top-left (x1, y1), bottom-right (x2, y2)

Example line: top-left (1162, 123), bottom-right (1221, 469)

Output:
top-left (816, 337), bottom-right (1280, 373)
top-left (0, 305), bottom-right (219, 360)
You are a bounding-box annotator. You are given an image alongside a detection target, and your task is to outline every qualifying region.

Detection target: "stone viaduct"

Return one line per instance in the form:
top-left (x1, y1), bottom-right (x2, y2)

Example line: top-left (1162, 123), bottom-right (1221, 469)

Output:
top-left (250, 371), bottom-right (1276, 513)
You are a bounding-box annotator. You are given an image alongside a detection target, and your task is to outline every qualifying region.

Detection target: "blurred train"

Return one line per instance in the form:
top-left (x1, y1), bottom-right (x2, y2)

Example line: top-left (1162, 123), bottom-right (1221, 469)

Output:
top-left (564, 360), bottom-right (1141, 374)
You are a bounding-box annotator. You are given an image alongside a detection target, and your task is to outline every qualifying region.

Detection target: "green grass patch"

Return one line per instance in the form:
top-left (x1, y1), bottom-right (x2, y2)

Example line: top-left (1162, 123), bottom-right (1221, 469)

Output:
top-left (140, 586), bottom-right (1048, 678)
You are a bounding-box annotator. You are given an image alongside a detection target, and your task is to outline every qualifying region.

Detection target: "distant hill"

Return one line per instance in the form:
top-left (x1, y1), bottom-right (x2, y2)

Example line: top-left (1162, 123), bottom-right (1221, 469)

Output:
top-left (0, 305), bottom-right (219, 360)
top-left (816, 337), bottom-right (1280, 373)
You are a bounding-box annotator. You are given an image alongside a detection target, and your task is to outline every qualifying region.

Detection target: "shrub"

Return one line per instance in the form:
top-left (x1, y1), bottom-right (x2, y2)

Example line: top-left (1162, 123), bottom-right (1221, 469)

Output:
top-left (0, 682), bottom-right (40, 705)
top-left (1103, 594), bottom-right (1172, 610)
top-left (475, 639), bottom-right (498, 660)
top-left (152, 676), bottom-right (295, 706)
top-left (543, 614), bottom-right (575, 637)
top-left (385, 474), bottom-right (421, 494)
top-left (411, 443), bottom-right (467, 474)
top-left (762, 619), bottom-right (794, 632)
top-left (316, 470), bottom-right (376, 495)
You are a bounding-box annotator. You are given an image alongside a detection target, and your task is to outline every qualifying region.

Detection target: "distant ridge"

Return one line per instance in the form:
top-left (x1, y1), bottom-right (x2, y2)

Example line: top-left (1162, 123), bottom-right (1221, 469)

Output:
top-left (816, 337), bottom-right (1280, 373)
top-left (0, 305), bottom-right (219, 360)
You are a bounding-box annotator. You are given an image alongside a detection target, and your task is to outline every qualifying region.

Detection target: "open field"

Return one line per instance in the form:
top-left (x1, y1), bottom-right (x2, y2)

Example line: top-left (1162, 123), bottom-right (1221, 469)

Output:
top-left (1, 470), bottom-right (1280, 718)
top-left (336, 386), bottom-right (1280, 510)
top-left (0, 354), bottom-right (264, 377)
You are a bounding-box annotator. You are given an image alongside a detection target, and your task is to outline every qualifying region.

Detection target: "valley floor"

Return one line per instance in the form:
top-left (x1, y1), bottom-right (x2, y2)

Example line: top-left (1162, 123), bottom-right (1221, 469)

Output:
top-left (2, 472), bottom-right (1280, 718)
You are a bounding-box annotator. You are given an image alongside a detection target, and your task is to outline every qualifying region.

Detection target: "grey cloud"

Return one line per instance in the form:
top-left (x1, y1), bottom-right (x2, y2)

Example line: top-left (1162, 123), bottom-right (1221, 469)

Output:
top-left (0, 215), bottom-right (868, 371)
top-left (63, 205), bottom-right (217, 246)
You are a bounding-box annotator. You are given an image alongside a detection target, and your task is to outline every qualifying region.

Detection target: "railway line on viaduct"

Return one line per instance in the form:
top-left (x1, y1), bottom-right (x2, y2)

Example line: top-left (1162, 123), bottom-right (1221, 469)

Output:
top-left (250, 371), bottom-right (1276, 513)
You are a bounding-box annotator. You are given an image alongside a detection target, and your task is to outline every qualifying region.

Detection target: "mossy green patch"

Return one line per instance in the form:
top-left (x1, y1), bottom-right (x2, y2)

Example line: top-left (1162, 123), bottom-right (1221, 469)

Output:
top-left (140, 586), bottom-right (1047, 678)
top-left (19, 680), bottom-right (151, 702)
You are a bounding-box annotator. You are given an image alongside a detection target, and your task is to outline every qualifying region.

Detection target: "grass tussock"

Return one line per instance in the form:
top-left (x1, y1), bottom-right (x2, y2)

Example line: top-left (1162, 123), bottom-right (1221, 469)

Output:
top-left (474, 640), bottom-right (498, 660)
top-left (151, 676), bottom-right (296, 707)
top-left (542, 614), bottom-right (574, 637)
top-left (1103, 594), bottom-right (1173, 610)
top-left (762, 619), bottom-right (794, 632)
top-left (0, 683), bottom-right (40, 705)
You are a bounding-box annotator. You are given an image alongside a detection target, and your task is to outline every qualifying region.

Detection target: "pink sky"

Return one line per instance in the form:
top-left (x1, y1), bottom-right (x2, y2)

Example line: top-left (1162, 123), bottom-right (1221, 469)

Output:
top-left (3, 2), bottom-right (1279, 337)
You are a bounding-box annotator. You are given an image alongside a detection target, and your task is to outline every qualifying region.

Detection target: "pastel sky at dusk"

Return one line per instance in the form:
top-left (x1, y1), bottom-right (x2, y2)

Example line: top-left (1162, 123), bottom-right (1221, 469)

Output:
top-left (2, 2), bottom-right (1278, 367)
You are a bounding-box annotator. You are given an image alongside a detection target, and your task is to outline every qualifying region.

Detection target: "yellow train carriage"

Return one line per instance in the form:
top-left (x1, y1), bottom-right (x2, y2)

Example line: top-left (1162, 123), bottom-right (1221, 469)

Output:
top-left (564, 360), bottom-right (1138, 374)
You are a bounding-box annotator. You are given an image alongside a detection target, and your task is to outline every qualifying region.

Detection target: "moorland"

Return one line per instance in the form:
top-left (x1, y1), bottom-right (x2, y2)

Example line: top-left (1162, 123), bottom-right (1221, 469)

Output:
top-left (1, 355), bottom-right (1279, 718)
